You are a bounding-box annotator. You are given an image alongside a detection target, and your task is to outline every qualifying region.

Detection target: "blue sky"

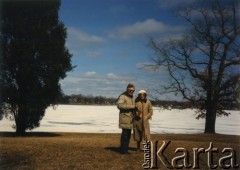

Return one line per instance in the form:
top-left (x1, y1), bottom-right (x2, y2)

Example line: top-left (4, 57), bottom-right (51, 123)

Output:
top-left (59, 0), bottom-right (195, 99)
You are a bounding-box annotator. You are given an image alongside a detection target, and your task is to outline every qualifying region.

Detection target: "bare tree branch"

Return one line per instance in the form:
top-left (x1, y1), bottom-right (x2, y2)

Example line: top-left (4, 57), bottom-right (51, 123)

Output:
top-left (146, 0), bottom-right (240, 133)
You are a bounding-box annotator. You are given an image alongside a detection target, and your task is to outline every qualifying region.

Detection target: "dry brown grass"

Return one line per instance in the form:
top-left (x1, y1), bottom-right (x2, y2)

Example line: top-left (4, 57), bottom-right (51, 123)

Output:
top-left (0, 132), bottom-right (239, 169)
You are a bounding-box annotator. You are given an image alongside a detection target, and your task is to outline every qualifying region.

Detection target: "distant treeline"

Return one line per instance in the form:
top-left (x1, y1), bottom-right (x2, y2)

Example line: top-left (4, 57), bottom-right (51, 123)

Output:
top-left (58, 94), bottom-right (117, 105)
top-left (58, 94), bottom-right (239, 110)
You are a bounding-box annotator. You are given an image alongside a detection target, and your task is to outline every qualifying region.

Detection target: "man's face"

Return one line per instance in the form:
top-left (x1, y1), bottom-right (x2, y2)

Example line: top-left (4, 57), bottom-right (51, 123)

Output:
top-left (127, 87), bottom-right (135, 96)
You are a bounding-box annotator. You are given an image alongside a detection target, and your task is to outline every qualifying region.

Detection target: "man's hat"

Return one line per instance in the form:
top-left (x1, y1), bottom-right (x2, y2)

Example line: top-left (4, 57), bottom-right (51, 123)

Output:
top-left (126, 83), bottom-right (135, 89)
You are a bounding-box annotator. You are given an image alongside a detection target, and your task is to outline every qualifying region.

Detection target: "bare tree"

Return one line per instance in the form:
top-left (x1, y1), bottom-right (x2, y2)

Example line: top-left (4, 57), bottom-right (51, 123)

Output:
top-left (148, 0), bottom-right (240, 133)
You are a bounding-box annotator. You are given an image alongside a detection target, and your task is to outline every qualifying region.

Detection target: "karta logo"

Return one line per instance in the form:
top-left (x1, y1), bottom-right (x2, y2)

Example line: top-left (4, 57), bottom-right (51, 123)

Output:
top-left (142, 141), bottom-right (239, 169)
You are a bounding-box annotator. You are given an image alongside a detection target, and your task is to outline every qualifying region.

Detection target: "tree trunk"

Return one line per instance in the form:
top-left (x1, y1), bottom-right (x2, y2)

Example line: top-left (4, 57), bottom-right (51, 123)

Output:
top-left (204, 101), bottom-right (217, 133)
top-left (16, 123), bottom-right (26, 136)
top-left (15, 104), bottom-right (27, 136)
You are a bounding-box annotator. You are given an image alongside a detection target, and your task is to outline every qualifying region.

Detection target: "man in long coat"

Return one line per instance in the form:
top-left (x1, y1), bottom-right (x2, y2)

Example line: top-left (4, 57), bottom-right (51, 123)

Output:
top-left (117, 84), bottom-right (136, 154)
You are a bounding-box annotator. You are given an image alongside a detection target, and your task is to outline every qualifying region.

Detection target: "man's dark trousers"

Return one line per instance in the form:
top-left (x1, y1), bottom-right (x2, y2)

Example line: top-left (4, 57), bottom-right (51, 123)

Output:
top-left (120, 128), bottom-right (131, 154)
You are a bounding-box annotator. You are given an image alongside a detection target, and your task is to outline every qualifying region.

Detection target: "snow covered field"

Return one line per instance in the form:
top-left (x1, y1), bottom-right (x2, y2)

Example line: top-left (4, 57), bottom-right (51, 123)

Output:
top-left (0, 105), bottom-right (239, 135)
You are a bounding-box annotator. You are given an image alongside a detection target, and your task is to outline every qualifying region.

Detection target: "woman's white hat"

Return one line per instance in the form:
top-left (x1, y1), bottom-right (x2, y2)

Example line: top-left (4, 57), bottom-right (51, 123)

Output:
top-left (138, 90), bottom-right (146, 94)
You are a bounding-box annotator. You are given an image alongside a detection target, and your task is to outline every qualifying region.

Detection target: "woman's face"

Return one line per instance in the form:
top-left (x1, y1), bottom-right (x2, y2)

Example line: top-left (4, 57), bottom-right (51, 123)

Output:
top-left (139, 93), bottom-right (145, 99)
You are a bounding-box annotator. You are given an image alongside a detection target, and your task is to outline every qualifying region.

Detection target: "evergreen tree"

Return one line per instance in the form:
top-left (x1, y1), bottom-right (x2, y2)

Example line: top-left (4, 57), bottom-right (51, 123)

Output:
top-left (0, 0), bottom-right (73, 135)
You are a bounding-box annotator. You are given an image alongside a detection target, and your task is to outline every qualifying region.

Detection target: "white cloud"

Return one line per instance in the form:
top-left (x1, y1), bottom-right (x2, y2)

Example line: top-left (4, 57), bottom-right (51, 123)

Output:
top-left (60, 71), bottom-right (141, 97)
top-left (108, 19), bottom-right (184, 40)
top-left (60, 70), bottom-right (173, 99)
top-left (67, 27), bottom-right (105, 48)
top-left (136, 62), bottom-right (169, 75)
top-left (107, 73), bottom-right (118, 80)
top-left (86, 51), bottom-right (102, 58)
top-left (83, 71), bottom-right (98, 78)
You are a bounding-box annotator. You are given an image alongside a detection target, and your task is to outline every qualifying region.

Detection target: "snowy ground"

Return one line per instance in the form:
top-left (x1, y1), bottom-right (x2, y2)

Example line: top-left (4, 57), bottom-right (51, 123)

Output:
top-left (0, 105), bottom-right (239, 135)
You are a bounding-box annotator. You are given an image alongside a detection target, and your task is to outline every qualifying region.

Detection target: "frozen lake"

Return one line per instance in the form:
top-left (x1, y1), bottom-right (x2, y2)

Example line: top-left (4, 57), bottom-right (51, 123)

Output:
top-left (0, 105), bottom-right (239, 135)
